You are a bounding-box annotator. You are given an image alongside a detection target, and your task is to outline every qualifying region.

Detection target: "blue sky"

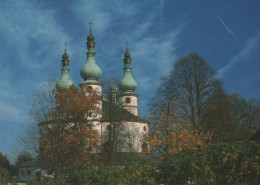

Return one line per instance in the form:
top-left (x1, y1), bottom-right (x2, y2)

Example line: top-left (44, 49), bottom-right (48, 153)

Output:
top-left (0, 0), bottom-right (260, 161)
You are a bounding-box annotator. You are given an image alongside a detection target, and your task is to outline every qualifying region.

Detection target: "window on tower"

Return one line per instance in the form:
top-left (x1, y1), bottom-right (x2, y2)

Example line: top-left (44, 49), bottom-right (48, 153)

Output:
top-left (143, 126), bottom-right (147, 131)
top-left (126, 97), bottom-right (131, 104)
top-left (87, 86), bottom-right (93, 92)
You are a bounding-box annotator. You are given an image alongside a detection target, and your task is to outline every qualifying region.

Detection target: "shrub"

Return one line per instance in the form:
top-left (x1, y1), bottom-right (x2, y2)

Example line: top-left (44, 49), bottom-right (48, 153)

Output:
top-left (158, 141), bottom-right (260, 185)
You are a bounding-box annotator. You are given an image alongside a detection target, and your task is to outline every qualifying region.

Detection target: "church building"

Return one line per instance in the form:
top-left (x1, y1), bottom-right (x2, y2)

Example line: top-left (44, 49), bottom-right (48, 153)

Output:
top-left (56, 26), bottom-right (149, 154)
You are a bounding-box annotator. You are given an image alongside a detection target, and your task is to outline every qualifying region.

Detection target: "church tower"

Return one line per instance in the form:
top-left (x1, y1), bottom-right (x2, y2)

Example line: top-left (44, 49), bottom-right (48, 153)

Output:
top-left (80, 23), bottom-right (102, 120)
top-left (118, 46), bottom-right (138, 116)
top-left (56, 43), bottom-right (74, 90)
top-left (80, 23), bottom-right (102, 93)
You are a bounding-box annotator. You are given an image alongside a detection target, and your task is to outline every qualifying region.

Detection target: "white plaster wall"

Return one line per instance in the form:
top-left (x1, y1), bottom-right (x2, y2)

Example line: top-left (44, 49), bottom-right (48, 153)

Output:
top-left (98, 121), bottom-right (148, 153)
top-left (118, 95), bottom-right (138, 116)
top-left (18, 167), bottom-right (37, 182)
top-left (126, 122), bottom-right (148, 152)
top-left (82, 84), bottom-right (103, 120)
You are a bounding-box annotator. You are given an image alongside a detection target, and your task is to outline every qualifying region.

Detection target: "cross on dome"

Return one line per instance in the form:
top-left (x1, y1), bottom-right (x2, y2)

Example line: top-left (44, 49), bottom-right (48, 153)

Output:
top-left (88, 21), bottom-right (93, 31)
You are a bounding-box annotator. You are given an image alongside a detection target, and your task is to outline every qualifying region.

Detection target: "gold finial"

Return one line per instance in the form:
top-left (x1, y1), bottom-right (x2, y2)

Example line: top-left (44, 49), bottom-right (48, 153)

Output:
top-left (88, 21), bottom-right (93, 31)
top-left (64, 42), bottom-right (67, 52)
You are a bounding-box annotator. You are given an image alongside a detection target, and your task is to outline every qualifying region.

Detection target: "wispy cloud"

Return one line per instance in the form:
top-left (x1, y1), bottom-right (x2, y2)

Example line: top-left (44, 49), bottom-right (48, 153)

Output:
top-left (0, 0), bottom-right (72, 157)
top-left (218, 30), bottom-right (260, 77)
top-left (0, 0), bottom-right (184, 156)
top-left (72, 0), bottom-right (184, 116)
top-left (218, 16), bottom-right (242, 44)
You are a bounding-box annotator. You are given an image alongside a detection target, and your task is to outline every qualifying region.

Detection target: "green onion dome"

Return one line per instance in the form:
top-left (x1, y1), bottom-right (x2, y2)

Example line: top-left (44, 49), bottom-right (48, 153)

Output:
top-left (80, 29), bottom-right (102, 83)
top-left (56, 67), bottom-right (74, 90)
top-left (119, 47), bottom-right (137, 94)
top-left (57, 48), bottom-right (74, 90)
top-left (119, 69), bottom-right (137, 94)
top-left (80, 54), bottom-right (102, 83)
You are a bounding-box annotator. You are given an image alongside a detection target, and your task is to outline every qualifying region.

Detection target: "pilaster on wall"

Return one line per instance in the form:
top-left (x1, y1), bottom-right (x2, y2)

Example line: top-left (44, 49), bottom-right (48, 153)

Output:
top-left (118, 94), bottom-right (138, 116)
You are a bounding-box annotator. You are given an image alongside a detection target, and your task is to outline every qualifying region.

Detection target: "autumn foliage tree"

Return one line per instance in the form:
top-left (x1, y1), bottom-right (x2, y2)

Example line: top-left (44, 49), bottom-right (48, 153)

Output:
top-left (30, 83), bottom-right (101, 177)
top-left (149, 112), bottom-right (212, 159)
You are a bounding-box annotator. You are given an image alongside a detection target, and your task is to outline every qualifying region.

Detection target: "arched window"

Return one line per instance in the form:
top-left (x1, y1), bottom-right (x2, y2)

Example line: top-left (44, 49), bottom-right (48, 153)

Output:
top-left (106, 125), bottom-right (111, 130)
top-left (125, 97), bottom-right (131, 103)
top-left (88, 111), bottom-right (92, 117)
top-left (87, 86), bottom-right (93, 92)
top-left (142, 142), bottom-right (148, 153)
top-left (143, 126), bottom-right (147, 131)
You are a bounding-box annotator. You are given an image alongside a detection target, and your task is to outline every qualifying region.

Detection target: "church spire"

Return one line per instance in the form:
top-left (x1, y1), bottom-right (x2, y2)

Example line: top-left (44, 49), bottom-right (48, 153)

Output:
top-left (119, 44), bottom-right (137, 94)
top-left (56, 43), bottom-right (74, 90)
top-left (80, 22), bottom-right (102, 83)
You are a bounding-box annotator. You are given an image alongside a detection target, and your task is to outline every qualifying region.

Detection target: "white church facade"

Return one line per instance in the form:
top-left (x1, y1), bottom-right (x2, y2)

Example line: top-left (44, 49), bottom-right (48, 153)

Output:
top-left (56, 26), bottom-right (149, 154)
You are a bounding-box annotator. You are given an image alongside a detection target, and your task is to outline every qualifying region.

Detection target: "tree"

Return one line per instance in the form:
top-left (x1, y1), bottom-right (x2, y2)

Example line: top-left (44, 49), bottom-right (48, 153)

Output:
top-left (149, 111), bottom-right (212, 159)
top-left (15, 151), bottom-right (33, 166)
top-left (30, 83), bottom-right (101, 177)
top-left (0, 152), bottom-right (17, 182)
top-left (201, 89), bottom-right (252, 142)
top-left (0, 153), bottom-right (11, 180)
top-left (148, 76), bottom-right (177, 126)
top-left (101, 85), bottom-right (139, 164)
top-left (229, 94), bottom-right (260, 130)
top-left (170, 53), bottom-right (222, 126)
top-left (158, 141), bottom-right (260, 185)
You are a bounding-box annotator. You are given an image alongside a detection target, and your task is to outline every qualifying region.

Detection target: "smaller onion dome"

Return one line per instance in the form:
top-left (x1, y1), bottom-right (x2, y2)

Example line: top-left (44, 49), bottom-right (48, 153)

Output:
top-left (119, 69), bottom-right (137, 94)
top-left (56, 69), bottom-right (74, 90)
top-left (62, 51), bottom-right (69, 60)
top-left (119, 47), bottom-right (137, 94)
top-left (57, 45), bottom-right (74, 90)
top-left (124, 48), bottom-right (131, 58)
top-left (87, 30), bottom-right (95, 41)
top-left (124, 48), bottom-right (131, 64)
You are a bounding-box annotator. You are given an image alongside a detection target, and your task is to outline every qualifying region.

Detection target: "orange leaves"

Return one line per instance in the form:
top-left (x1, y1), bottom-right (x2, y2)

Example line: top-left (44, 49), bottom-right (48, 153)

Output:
top-left (36, 84), bottom-right (101, 176)
top-left (149, 113), bottom-right (212, 158)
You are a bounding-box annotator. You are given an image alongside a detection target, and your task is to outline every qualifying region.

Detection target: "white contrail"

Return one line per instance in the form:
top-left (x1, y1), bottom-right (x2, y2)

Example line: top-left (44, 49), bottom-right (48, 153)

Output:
top-left (218, 16), bottom-right (242, 44)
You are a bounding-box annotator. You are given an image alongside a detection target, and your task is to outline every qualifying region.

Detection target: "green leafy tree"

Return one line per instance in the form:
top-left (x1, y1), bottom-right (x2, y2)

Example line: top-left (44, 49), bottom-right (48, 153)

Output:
top-left (158, 141), bottom-right (260, 185)
top-left (229, 94), bottom-right (260, 130)
top-left (0, 152), bottom-right (17, 182)
top-left (201, 89), bottom-right (252, 142)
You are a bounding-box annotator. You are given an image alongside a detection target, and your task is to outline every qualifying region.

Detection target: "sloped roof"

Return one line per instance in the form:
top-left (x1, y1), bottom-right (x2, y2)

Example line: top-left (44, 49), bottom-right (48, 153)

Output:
top-left (38, 99), bottom-right (149, 126)
top-left (101, 100), bottom-right (148, 123)
top-left (18, 159), bottom-right (38, 168)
